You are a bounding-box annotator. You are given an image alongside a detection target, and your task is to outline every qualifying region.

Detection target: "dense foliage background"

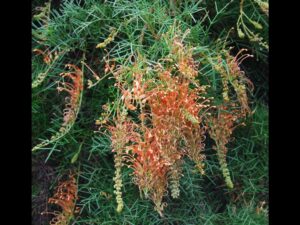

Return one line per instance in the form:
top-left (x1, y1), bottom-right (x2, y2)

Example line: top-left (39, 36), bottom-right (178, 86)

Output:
top-left (32, 0), bottom-right (268, 224)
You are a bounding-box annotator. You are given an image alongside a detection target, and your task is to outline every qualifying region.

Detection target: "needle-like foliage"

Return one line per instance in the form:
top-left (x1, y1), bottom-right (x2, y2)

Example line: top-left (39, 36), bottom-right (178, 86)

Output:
top-left (32, 0), bottom-right (268, 224)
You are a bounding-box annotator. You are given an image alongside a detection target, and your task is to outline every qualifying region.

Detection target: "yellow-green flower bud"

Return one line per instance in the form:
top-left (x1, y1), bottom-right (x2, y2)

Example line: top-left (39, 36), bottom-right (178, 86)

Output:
top-left (250, 20), bottom-right (263, 30)
top-left (237, 28), bottom-right (245, 39)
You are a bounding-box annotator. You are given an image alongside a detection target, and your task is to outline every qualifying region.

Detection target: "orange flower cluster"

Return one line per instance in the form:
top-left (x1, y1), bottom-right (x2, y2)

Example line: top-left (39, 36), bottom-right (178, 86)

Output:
top-left (148, 70), bottom-right (208, 175)
top-left (42, 173), bottom-right (79, 225)
top-left (129, 129), bottom-right (169, 216)
top-left (57, 64), bottom-right (83, 128)
top-left (104, 30), bottom-right (253, 215)
top-left (144, 78), bottom-right (207, 212)
top-left (170, 36), bottom-right (198, 79)
top-left (106, 35), bottom-right (210, 216)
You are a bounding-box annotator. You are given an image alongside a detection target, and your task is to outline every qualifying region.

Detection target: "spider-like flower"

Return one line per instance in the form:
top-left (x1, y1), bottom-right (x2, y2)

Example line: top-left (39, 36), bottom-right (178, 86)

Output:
top-left (206, 105), bottom-right (246, 189)
top-left (42, 173), bottom-right (80, 225)
top-left (214, 48), bottom-right (253, 116)
top-left (57, 64), bottom-right (84, 128)
top-left (32, 64), bottom-right (83, 152)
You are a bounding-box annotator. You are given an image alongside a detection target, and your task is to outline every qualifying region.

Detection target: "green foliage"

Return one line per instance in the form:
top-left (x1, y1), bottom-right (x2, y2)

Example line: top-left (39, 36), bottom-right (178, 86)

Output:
top-left (32, 0), bottom-right (268, 224)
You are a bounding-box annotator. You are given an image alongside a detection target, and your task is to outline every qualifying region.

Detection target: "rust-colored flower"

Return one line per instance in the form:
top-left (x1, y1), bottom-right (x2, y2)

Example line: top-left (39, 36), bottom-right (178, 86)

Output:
top-left (57, 64), bottom-right (83, 127)
top-left (42, 173), bottom-right (80, 225)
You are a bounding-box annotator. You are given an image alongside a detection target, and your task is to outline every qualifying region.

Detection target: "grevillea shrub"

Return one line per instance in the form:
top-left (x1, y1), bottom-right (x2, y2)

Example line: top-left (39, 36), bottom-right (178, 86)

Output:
top-left (98, 28), bottom-right (253, 216)
top-left (31, 0), bottom-right (268, 223)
